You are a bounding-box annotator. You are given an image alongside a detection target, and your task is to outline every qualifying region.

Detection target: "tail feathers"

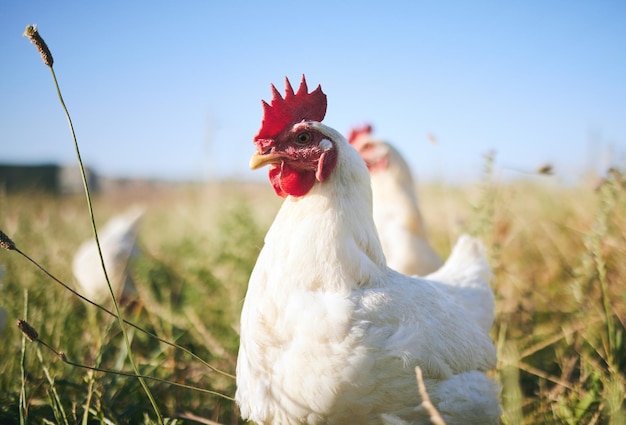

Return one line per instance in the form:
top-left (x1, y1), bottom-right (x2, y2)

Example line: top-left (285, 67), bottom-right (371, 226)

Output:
top-left (427, 234), bottom-right (492, 284)
top-left (425, 235), bottom-right (495, 333)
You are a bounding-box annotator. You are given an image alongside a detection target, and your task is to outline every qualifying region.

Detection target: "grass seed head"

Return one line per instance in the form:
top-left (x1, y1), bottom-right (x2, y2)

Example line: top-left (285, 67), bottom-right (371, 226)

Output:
top-left (23, 24), bottom-right (54, 67)
top-left (537, 164), bottom-right (554, 175)
top-left (0, 230), bottom-right (16, 251)
top-left (17, 319), bottom-right (39, 342)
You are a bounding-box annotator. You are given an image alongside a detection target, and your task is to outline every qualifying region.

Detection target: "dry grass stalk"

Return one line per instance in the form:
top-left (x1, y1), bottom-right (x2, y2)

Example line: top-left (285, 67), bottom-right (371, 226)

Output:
top-left (23, 25), bottom-right (54, 66)
top-left (0, 230), bottom-right (16, 251)
top-left (16, 318), bottom-right (233, 400)
top-left (6, 234), bottom-right (232, 378)
top-left (177, 412), bottom-right (226, 425)
top-left (16, 319), bottom-right (38, 342)
top-left (21, 24), bottom-right (162, 423)
top-left (415, 366), bottom-right (446, 425)
top-left (537, 163), bottom-right (554, 175)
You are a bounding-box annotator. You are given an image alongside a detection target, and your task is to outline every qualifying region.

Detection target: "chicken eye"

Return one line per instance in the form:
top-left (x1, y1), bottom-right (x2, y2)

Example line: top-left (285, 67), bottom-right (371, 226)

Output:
top-left (295, 131), bottom-right (312, 145)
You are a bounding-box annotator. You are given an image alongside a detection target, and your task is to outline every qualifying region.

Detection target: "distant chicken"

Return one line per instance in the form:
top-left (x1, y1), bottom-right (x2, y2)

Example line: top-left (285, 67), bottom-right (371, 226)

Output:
top-left (349, 125), bottom-right (494, 333)
top-left (348, 125), bottom-right (442, 276)
top-left (236, 76), bottom-right (500, 424)
top-left (72, 207), bottom-right (143, 303)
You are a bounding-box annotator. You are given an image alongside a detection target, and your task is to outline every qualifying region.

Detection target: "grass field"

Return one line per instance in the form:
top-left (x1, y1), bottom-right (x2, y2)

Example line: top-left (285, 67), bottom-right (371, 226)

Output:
top-left (0, 166), bottom-right (625, 424)
top-left (6, 24), bottom-right (624, 424)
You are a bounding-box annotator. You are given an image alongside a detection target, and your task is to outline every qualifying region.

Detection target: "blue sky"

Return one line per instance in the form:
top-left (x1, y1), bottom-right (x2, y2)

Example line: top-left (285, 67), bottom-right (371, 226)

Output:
top-left (1, 1), bottom-right (625, 183)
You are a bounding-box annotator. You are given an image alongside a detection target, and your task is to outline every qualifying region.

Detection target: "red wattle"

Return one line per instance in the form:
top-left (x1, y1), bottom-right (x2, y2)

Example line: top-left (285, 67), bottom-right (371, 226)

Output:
top-left (269, 163), bottom-right (316, 198)
top-left (269, 166), bottom-right (287, 197)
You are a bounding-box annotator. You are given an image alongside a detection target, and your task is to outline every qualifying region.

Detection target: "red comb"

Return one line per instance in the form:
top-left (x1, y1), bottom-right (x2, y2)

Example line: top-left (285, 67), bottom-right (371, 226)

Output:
top-left (254, 75), bottom-right (327, 142)
top-left (348, 124), bottom-right (373, 145)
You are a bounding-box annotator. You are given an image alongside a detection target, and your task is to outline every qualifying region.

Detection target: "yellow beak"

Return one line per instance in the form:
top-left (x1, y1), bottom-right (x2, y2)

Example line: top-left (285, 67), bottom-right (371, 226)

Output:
top-left (249, 152), bottom-right (287, 170)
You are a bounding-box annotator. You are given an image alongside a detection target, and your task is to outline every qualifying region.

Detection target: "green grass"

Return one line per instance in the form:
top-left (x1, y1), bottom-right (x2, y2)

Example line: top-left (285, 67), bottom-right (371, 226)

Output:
top-left (1, 172), bottom-right (625, 424)
top-left (423, 169), bottom-right (626, 425)
top-left (0, 184), bottom-right (277, 424)
top-left (6, 24), bottom-right (625, 424)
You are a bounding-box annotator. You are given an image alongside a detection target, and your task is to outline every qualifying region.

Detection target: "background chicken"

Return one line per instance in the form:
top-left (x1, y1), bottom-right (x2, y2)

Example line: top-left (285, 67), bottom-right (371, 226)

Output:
top-left (348, 124), bottom-right (442, 276)
top-left (236, 76), bottom-right (500, 424)
top-left (349, 125), bottom-right (494, 333)
top-left (72, 206), bottom-right (144, 303)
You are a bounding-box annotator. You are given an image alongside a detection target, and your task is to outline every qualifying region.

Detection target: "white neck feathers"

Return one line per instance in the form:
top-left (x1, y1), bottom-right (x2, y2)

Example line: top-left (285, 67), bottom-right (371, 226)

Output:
top-left (261, 123), bottom-right (387, 293)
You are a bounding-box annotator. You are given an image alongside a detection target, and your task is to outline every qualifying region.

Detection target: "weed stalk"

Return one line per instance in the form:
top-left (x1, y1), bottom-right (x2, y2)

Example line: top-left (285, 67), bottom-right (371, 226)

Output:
top-left (19, 289), bottom-right (28, 425)
top-left (588, 170), bottom-right (620, 367)
top-left (36, 346), bottom-right (69, 425)
top-left (16, 319), bottom-right (233, 401)
top-left (469, 151), bottom-right (497, 241)
top-left (0, 231), bottom-right (232, 379)
top-left (23, 24), bottom-right (163, 424)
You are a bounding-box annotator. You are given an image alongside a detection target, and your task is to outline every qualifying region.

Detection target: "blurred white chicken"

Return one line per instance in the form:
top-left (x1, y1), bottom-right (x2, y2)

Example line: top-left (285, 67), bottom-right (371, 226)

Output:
top-left (349, 125), bottom-right (494, 333)
top-left (236, 76), bottom-right (500, 425)
top-left (72, 206), bottom-right (143, 303)
top-left (348, 125), bottom-right (442, 276)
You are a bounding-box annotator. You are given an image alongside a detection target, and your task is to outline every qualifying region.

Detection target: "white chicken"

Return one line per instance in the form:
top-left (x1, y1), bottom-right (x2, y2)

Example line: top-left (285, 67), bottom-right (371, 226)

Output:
top-left (349, 126), bottom-right (494, 333)
top-left (236, 76), bottom-right (500, 424)
top-left (72, 206), bottom-right (143, 303)
top-left (348, 124), bottom-right (442, 276)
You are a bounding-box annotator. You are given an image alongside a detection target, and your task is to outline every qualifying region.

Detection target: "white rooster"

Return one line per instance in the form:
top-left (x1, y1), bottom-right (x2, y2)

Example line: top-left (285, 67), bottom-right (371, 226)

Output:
top-left (348, 124), bottom-right (442, 276)
top-left (236, 76), bottom-right (500, 424)
top-left (348, 125), bottom-right (494, 333)
top-left (72, 206), bottom-right (143, 303)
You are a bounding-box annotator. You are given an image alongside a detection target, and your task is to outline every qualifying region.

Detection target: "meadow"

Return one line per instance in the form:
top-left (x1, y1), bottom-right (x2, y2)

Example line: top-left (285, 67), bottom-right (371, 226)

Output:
top-left (2, 25), bottom-right (624, 424)
top-left (0, 164), bottom-right (625, 424)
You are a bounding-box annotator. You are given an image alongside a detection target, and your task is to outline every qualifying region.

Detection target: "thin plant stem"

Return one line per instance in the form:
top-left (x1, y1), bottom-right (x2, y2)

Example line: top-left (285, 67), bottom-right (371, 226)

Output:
top-left (24, 25), bottom-right (163, 423)
top-left (36, 346), bottom-right (70, 425)
top-left (592, 175), bottom-right (618, 367)
top-left (60, 357), bottom-right (233, 401)
top-left (23, 328), bottom-right (232, 401)
top-left (19, 289), bottom-right (28, 425)
top-left (415, 366), bottom-right (446, 425)
top-left (11, 245), bottom-right (233, 379)
top-left (82, 370), bottom-right (96, 425)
